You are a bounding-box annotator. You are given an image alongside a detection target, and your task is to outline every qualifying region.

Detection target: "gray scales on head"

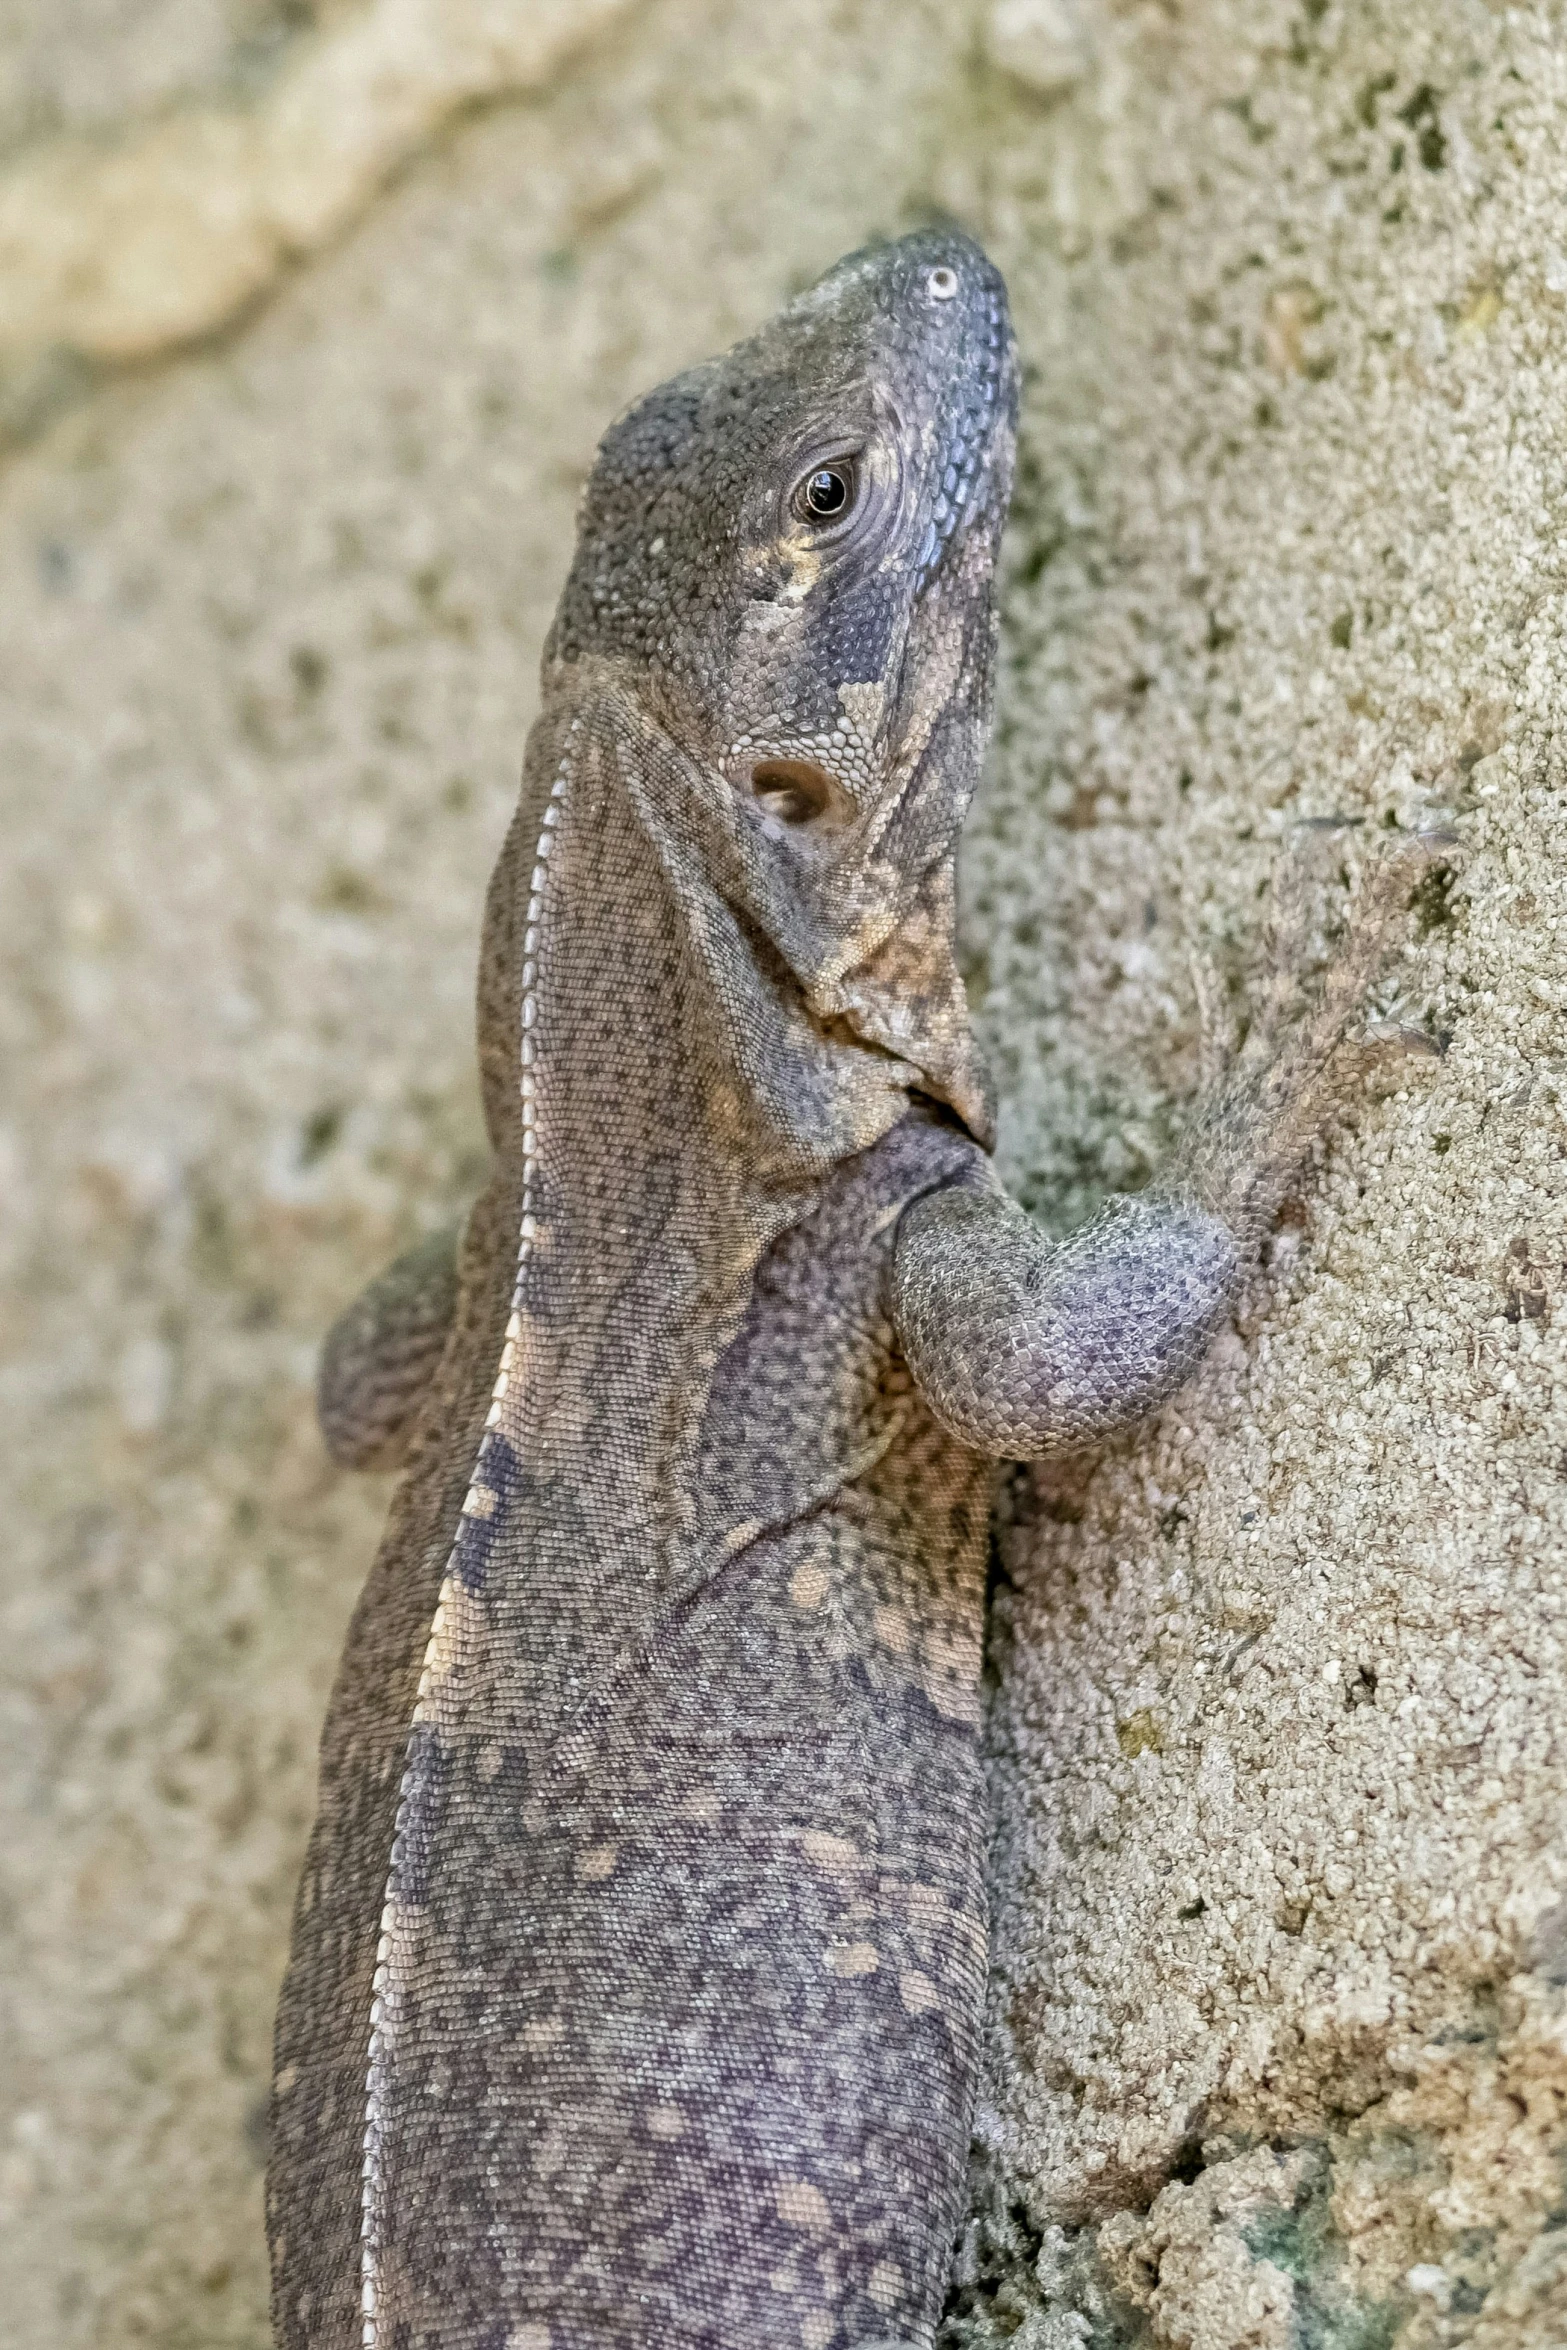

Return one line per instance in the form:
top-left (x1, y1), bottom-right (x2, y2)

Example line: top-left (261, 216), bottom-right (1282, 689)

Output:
top-left (269, 229), bottom-right (1452, 2350)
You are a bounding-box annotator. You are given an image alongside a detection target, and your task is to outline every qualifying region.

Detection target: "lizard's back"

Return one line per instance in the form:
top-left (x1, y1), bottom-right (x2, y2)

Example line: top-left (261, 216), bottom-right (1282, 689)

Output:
top-left (272, 1102), bottom-right (993, 2348)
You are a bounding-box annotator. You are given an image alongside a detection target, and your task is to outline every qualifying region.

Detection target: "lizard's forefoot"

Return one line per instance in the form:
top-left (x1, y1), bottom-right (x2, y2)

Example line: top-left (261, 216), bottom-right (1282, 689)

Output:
top-left (1170, 825), bottom-right (1461, 1249)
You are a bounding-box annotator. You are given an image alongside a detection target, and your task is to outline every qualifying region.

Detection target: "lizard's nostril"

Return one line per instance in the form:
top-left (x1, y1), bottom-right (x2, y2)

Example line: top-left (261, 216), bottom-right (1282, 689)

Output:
top-left (750, 759), bottom-right (837, 825)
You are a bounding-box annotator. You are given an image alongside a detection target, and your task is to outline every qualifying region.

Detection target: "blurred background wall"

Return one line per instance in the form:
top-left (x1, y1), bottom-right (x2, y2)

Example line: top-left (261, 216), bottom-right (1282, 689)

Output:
top-left (1, 3), bottom-right (1563, 2345)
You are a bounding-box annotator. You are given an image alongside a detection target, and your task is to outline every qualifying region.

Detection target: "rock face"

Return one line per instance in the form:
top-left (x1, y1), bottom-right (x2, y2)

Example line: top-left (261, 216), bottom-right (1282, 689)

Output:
top-left (0, 0), bottom-right (643, 420)
top-left (0, 2), bottom-right (1562, 2346)
top-left (944, 7), bottom-right (1567, 2341)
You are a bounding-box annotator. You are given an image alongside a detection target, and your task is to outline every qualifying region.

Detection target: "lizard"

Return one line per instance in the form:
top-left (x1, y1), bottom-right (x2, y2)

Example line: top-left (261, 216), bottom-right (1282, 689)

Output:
top-left (267, 226), bottom-right (1450, 2350)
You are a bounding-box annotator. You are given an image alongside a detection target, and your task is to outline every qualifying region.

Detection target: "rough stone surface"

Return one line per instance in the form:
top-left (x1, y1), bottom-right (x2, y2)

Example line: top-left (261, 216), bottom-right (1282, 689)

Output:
top-left (0, 2), bottom-right (1562, 2346)
top-left (948, 6), bottom-right (1567, 2342)
top-left (0, 0), bottom-right (644, 427)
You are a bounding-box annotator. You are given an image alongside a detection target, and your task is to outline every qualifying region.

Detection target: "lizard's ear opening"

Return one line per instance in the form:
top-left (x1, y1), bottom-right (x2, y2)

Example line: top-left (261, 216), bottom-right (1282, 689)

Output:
top-left (749, 759), bottom-right (851, 828)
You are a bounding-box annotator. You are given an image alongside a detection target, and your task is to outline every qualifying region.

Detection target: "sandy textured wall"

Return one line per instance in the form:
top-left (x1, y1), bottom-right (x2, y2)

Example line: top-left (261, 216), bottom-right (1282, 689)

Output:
top-left (958, 8), bottom-right (1567, 2343)
top-left (0, 3), bottom-right (1562, 2346)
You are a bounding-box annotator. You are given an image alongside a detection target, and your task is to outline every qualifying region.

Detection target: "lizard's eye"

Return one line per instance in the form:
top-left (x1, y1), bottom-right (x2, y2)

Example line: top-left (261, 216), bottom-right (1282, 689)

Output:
top-left (792, 461), bottom-right (856, 525)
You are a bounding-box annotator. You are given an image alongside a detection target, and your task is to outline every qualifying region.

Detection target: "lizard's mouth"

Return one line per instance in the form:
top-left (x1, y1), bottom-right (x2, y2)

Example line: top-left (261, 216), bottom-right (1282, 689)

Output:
top-left (749, 757), bottom-right (851, 831)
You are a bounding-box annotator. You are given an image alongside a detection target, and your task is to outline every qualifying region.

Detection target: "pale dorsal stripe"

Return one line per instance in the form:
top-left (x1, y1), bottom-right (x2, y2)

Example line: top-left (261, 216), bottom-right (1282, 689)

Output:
top-left (357, 733), bottom-right (574, 2347)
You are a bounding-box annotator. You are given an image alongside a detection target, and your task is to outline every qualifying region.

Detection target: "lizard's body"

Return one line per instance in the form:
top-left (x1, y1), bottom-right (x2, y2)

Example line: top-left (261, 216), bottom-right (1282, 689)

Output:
top-left (269, 232), bottom-right (1444, 2350)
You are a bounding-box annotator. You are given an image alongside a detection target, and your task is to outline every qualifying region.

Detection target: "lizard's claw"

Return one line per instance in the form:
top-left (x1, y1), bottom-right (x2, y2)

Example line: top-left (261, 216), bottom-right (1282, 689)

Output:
top-left (1188, 944), bottom-right (1237, 1094)
top-left (1361, 1018), bottom-right (1447, 1058)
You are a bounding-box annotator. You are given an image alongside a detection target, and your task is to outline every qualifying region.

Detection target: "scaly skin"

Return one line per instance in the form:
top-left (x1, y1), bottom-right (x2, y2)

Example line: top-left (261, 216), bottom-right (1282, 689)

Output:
top-left (267, 230), bottom-right (1448, 2350)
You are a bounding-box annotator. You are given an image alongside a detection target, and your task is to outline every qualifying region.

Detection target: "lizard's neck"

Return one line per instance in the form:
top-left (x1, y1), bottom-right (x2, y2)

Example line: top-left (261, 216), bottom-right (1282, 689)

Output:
top-left (464, 678), bottom-right (972, 1666)
top-left (480, 678), bottom-right (982, 1211)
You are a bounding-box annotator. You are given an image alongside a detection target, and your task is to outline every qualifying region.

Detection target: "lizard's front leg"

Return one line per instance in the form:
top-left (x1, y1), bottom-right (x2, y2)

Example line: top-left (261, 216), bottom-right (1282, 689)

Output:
top-left (893, 1178), bottom-right (1239, 1457)
top-left (316, 1221), bottom-right (463, 1469)
top-left (892, 834), bottom-right (1452, 1459)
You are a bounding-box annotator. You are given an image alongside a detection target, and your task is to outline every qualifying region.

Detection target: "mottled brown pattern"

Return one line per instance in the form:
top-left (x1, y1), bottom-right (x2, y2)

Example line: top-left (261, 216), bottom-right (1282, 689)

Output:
top-left (267, 231), bottom-right (1444, 2349)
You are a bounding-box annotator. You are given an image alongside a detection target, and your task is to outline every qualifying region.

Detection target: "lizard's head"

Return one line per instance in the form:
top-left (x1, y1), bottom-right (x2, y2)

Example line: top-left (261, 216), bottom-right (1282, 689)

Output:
top-left (550, 228), bottom-right (1018, 1140)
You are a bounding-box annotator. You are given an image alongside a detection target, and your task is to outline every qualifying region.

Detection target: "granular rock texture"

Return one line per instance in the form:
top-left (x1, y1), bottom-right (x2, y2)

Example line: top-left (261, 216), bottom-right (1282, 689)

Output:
top-left (0, 2), bottom-right (1561, 2346)
top-left (948, 5), bottom-right (1567, 2343)
top-left (0, 0), bottom-right (644, 421)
